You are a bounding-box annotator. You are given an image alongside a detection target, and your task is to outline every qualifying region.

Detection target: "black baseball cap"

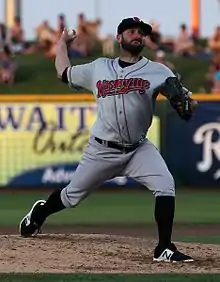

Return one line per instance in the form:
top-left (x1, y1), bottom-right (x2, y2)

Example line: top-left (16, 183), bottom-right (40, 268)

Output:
top-left (117, 17), bottom-right (152, 36)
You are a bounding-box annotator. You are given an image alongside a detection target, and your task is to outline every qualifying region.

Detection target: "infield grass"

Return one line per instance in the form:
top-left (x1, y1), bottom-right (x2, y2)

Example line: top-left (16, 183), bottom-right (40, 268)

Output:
top-left (1, 274), bottom-right (220, 282)
top-left (174, 235), bottom-right (220, 245)
top-left (0, 189), bottom-right (219, 226)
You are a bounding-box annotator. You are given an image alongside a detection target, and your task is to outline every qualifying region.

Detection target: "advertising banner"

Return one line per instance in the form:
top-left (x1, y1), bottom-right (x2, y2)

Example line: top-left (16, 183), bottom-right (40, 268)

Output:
top-left (0, 102), bottom-right (160, 187)
top-left (165, 101), bottom-right (220, 186)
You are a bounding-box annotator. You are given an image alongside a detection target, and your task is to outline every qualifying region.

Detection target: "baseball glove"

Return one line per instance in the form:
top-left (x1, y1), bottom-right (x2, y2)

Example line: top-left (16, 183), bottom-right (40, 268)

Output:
top-left (159, 76), bottom-right (198, 121)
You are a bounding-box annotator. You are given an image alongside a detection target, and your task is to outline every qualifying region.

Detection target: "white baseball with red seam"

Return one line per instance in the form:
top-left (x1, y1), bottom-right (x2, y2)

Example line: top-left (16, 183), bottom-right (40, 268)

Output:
top-left (67, 29), bottom-right (75, 37)
top-left (62, 28), bottom-right (76, 39)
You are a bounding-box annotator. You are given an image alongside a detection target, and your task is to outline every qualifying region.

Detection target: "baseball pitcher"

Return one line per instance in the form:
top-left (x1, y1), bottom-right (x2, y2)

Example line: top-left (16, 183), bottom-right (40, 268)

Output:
top-left (19, 17), bottom-right (197, 262)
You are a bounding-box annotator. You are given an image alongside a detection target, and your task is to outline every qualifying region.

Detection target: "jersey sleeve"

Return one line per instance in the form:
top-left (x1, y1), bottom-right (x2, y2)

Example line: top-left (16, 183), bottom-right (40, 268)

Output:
top-left (67, 60), bottom-right (97, 91)
top-left (153, 63), bottom-right (177, 96)
top-left (159, 64), bottom-right (176, 81)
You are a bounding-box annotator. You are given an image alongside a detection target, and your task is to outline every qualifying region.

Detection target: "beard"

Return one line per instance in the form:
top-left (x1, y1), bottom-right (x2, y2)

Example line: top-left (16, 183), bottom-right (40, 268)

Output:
top-left (121, 37), bottom-right (145, 55)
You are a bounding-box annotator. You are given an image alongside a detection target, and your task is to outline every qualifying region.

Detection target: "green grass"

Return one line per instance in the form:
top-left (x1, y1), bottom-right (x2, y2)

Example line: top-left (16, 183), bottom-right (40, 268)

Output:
top-left (1, 274), bottom-right (220, 282)
top-left (176, 235), bottom-right (220, 245)
top-left (0, 189), bottom-right (219, 226)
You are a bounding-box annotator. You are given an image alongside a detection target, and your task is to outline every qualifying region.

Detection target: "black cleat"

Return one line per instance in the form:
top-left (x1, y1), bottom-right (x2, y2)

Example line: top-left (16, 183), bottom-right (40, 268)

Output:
top-left (153, 243), bottom-right (194, 262)
top-left (19, 200), bottom-right (46, 237)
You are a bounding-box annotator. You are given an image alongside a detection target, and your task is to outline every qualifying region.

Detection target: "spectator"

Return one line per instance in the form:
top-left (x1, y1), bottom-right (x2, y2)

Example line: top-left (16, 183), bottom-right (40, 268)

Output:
top-left (145, 21), bottom-right (175, 54)
top-left (36, 21), bottom-right (57, 54)
top-left (154, 50), bottom-right (175, 71)
top-left (102, 34), bottom-right (115, 56)
top-left (9, 17), bottom-right (25, 53)
top-left (204, 53), bottom-right (220, 93)
top-left (75, 13), bottom-right (102, 56)
top-left (208, 25), bottom-right (220, 57)
top-left (145, 21), bottom-right (161, 51)
top-left (57, 14), bottom-right (66, 35)
top-left (69, 35), bottom-right (88, 58)
top-left (0, 23), bottom-right (8, 50)
top-left (85, 19), bottom-right (102, 39)
top-left (0, 46), bottom-right (17, 85)
top-left (174, 23), bottom-right (194, 56)
top-left (36, 20), bottom-right (56, 44)
top-left (150, 21), bottom-right (162, 48)
top-left (77, 13), bottom-right (86, 35)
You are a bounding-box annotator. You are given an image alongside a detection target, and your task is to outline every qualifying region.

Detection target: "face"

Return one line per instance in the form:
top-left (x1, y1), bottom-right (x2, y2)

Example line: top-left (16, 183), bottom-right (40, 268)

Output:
top-left (117, 28), bottom-right (146, 55)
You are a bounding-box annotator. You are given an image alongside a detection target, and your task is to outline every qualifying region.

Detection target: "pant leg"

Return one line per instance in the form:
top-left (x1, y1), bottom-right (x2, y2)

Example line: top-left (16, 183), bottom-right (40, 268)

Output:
top-left (61, 137), bottom-right (125, 207)
top-left (123, 139), bottom-right (175, 197)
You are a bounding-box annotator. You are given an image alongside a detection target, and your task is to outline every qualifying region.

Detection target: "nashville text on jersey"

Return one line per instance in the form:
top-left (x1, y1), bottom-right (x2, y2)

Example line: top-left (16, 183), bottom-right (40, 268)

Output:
top-left (96, 78), bottom-right (150, 98)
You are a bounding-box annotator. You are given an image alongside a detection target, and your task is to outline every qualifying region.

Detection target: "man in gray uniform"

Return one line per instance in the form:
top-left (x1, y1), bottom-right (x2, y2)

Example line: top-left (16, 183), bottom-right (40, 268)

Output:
top-left (19, 17), bottom-right (197, 262)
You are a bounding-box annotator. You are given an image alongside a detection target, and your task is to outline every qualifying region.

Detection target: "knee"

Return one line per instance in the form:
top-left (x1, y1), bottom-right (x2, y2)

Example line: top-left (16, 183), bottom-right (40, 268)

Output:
top-left (60, 183), bottom-right (83, 208)
top-left (153, 172), bottom-right (175, 197)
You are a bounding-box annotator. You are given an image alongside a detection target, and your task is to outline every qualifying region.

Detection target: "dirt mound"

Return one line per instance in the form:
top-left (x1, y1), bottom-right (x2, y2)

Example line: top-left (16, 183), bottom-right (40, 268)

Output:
top-left (0, 234), bottom-right (219, 273)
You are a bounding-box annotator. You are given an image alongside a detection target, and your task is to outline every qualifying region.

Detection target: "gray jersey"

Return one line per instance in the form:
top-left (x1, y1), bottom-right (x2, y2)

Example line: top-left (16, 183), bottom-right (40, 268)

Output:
top-left (67, 56), bottom-right (175, 144)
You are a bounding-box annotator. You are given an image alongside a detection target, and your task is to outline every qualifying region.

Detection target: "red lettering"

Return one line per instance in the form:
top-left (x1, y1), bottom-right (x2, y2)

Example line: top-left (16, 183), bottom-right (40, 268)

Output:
top-left (142, 80), bottom-right (150, 89)
top-left (109, 80), bottom-right (115, 90)
top-left (127, 78), bottom-right (134, 89)
top-left (96, 80), bottom-right (103, 98)
top-left (133, 78), bottom-right (139, 88)
top-left (115, 79), bottom-right (122, 89)
top-left (96, 78), bottom-right (151, 98)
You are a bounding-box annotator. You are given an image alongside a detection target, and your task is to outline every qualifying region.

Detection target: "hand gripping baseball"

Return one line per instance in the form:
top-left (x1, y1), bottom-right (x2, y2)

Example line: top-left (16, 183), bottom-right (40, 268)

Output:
top-left (61, 28), bottom-right (76, 44)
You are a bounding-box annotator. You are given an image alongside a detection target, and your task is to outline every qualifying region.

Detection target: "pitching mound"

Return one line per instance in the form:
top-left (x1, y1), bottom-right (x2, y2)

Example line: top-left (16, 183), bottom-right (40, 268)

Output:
top-left (0, 234), bottom-right (219, 273)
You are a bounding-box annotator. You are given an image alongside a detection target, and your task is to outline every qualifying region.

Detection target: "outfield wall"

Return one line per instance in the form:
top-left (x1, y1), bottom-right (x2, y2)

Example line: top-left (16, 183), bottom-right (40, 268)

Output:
top-left (0, 94), bottom-right (219, 188)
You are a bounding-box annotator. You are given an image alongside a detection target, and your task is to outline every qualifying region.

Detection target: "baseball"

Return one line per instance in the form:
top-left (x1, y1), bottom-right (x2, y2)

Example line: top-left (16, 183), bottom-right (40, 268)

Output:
top-left (67, 29), bottom-right (75, 38)
top-left (62, 29), bottom-right (75, 38)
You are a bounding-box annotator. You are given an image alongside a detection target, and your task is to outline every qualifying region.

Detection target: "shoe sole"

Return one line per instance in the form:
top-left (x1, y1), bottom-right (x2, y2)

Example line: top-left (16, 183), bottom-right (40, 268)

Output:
top-left (153, 258), bottom-right (194, 263)
top-left (19, 200), bottom-right (46, 236)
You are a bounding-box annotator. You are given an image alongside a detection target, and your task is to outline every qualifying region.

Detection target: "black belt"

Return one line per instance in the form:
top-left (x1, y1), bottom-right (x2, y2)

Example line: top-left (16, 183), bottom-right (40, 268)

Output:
top-left (95, 137), bottom-right (140, 153)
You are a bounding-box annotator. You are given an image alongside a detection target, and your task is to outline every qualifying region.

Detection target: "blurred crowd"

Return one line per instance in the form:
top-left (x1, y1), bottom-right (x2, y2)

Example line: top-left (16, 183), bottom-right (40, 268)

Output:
top-left (0, 13), bottom-right (220, 93)
top-left (0, 13), bottom-right (104, 85)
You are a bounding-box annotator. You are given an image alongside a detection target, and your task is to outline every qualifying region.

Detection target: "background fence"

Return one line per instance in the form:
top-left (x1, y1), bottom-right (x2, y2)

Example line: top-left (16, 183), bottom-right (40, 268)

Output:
top-left (0, 94), bottom-right (219, 189)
